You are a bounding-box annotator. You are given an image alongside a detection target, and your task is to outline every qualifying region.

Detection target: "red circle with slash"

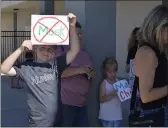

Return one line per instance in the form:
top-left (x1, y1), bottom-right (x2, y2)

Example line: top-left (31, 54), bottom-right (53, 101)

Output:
top-left (33, 16), bottom-right (69, 44)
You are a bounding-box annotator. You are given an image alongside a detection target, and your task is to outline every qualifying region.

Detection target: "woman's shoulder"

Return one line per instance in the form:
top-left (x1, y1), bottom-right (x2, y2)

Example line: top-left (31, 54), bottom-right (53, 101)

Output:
top-left (135, 46), bottom-right (158, 76)
top-left (136, 46), bottom-right (157, 60)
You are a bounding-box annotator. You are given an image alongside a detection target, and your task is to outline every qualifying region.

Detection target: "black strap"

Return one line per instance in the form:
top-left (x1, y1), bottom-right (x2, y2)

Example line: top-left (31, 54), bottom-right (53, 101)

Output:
top-left (130, 77), bottom-right (138, 111)
top-left (167, 59), bottom-right (168, 105)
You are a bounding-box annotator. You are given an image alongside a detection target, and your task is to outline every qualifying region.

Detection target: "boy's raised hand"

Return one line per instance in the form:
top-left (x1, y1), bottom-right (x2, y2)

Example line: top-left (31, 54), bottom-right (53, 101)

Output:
top-left (20, 40), bottom-right (33, 51)
top-left (68, 13), bottom-right (76, 27)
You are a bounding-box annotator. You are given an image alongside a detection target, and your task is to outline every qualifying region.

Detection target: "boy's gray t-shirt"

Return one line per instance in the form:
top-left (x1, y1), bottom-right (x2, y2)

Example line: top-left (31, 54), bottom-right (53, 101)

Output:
top-left (14, 54), bottom-right (68, 127)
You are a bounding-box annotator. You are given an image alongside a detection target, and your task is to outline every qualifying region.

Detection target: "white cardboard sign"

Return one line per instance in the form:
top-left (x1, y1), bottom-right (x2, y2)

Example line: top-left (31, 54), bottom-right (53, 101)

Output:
top-left (129, 59), bottom-right (140, 97)
top-left (31, 15), bottom-right (69, 45)
top-left (113, 79), bottom-right (132, 102)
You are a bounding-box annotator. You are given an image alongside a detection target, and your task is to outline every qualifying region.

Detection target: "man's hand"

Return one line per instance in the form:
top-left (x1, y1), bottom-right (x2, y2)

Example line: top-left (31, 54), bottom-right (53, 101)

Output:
top-left (87, 68), bottom-right (96, 79)
top-left (68, 13), bottom-right (76, 27)
top-left (77, 66), bottom-right (91, 75)
top-left (79, 66), bottom-right (96, 79)
top-left (61, 66), bottom-right (94, 78)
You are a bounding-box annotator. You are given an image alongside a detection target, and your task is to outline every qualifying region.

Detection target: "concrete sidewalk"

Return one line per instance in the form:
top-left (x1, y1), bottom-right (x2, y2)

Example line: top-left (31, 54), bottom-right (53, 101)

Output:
top-left (1, 76), bottom-right (28, 127)
top-left (1, 76), bottom-right (130, 127)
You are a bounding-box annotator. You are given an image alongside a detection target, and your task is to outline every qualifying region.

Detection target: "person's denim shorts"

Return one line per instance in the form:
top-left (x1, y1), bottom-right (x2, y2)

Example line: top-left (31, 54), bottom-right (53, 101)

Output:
top-left (139, 105), bottom-right (168, 127)
top-left (101, 119), bottom-right (121, 127)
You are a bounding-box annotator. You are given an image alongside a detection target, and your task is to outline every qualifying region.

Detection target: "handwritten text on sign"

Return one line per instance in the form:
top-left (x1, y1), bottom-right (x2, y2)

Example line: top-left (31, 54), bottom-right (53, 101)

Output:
top-left (113, 80), bottom-right (131, 102)
top-left (31, 15), bottom-right (69, 45)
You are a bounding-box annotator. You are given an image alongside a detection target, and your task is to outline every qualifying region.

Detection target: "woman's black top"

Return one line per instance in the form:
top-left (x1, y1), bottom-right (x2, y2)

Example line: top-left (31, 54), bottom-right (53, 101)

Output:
top-left (135, 43), bottom-right (168, 110)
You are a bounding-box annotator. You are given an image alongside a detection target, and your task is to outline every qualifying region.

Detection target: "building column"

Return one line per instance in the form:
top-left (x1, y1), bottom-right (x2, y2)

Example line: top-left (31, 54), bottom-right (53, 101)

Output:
top-left (13, 9), bottom-right (19, 50)
top-left (40, 0), bottom-right (54, 15)
top-left (84, 1), bottom-right (116, 126)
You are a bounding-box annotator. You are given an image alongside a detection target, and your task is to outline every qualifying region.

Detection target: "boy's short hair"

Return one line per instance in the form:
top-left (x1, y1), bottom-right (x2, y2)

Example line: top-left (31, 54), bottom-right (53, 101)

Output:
top-left (50, 45), bottom-right (57, 49)
top-left (76, 21), bottom-right (82, 29)
top-left (25, 51), bottom-right (33, 59)
top-left (35, 45), bottom-right (57, 49)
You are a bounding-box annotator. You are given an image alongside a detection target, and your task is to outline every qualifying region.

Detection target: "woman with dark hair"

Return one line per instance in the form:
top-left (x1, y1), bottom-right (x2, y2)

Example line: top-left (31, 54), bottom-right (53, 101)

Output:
top-left (129, 5), bottom-right (168, 127)
top-left (125, 27), bottom-right (140, 91)
top-left (125, 27), bottom-right (140, 73)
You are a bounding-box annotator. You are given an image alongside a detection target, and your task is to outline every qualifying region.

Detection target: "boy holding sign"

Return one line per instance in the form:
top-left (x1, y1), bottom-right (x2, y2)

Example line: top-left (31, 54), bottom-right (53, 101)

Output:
top-left (0, 13), bottom-right (80, 127)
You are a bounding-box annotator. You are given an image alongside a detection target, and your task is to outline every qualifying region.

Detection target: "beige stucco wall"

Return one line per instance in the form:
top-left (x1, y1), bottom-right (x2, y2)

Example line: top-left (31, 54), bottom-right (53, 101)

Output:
top-left (64, 1), bottom-right (85, 26)
top-left (1, 12), bottom-right (13, 31)
top-left (54, 1), bottom-right (65, 14)
top-left (1, 1), bottom-right (64, 31)
top-left (116, 1), bottom-right (162, 78)
top-left (1, 9), bottom-right (39, 31)
top-left (0, 1), bottom-right (25, 9)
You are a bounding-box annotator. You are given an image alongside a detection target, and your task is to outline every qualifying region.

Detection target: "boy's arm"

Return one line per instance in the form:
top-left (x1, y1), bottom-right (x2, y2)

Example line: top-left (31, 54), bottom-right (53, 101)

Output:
top-left (1, 47), bottom-right (24, 76)
top-left (66, 13), bottom-right (80, 65)
top-left (1, 40), bottom-right (32, 76)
